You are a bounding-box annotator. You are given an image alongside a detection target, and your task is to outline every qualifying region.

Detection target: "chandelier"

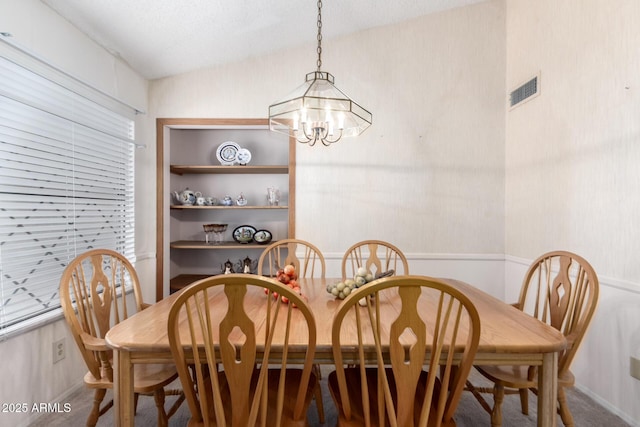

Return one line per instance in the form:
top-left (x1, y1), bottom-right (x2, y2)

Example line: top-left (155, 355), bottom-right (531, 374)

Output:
top-left (268, 0), bottom-right (372, 146)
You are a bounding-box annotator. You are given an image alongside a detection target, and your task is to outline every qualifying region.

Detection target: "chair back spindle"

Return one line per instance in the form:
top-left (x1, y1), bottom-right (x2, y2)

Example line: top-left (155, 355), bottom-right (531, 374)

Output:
top-left (61, 249), bottom-right (142, 380)
top-left (341, 240), bottom-right (409, 280)
top-left (60, 249), bottom-right (183, 426)
top-left (517, 251), bottom-right (599, 375)
top-left (469, 250), bottom-right (599, 427)
top-left (168, 274), bottom-right (317, 426)
top-left (330, 275), bottom-right (481, 427)
top-left (257, 238), bottom-right (325, 279)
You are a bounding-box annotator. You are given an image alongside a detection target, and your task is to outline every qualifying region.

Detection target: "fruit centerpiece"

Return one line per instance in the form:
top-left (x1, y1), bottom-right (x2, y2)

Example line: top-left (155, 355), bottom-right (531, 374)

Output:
top-left (326, 267), bottom-right (396, 300)
top-left (265, 264), bottom-right (306, 306)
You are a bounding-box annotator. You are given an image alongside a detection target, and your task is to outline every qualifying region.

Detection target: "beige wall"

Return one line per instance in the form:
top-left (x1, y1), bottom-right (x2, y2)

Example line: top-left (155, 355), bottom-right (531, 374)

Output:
top-left (148, 1), bottom-right (507, 259)
top-left (505, 0), bottom-right (640, 423)
top-left (505, 0), bottom-right (640, 280)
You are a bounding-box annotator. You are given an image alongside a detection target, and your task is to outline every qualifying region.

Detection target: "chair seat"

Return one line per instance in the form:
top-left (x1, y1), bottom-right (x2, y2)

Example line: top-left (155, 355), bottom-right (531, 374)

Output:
top-left (191, 368), bottom-right (317, 427)
top-left (475, 364), bottom-right (576, 389)
top-left (328, 367), bottom-right (454, 427)
top-left (83, 363), bottom-right (179, 394)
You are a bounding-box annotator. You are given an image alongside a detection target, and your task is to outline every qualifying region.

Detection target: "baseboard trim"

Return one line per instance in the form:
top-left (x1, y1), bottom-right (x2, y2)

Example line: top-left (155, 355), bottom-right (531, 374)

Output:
top-left (575, 383), bottom-right (640, 427)
top-left (323, 252), bottom-right (505, 262)
top-left (19, 381), bottom-right (85, 427)
top-left (135, 251), bottom-right (156, 262)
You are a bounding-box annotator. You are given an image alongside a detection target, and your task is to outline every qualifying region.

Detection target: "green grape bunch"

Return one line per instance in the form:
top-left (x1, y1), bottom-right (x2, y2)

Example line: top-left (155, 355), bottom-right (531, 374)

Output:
top-left (326, 267), bottom-right (375, 300)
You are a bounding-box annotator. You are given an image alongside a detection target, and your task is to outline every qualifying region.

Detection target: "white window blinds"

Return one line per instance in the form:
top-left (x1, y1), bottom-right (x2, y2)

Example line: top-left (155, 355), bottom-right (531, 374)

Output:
top-left (0, 40), bottom-right (137, 338)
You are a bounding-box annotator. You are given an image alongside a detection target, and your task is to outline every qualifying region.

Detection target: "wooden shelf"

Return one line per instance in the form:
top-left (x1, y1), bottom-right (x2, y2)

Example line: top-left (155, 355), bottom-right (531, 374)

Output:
top-left (170, 240), bottom-right (273, 249)
top-left (169, 274), bottom-right (215, 293)
top-left (170, 165), bottom-right (288, 175)
top-left (170, 205), bottom-right (288, 210)
top-left (157, 118), bottom-right (295, 301)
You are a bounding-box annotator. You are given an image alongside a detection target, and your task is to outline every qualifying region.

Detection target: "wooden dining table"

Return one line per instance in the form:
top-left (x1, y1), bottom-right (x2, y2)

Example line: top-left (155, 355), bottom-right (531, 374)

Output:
top-left (106, 276), bottom-right (566, 427)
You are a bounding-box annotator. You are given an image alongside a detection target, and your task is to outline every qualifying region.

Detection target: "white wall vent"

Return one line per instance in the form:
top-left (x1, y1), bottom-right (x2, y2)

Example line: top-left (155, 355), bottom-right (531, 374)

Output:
top-left (509, 74), bottom-right (540, 109)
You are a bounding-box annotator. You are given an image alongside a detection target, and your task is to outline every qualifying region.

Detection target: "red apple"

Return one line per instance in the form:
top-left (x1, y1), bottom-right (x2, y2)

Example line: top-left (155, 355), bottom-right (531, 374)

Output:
top-left (279, 274), bottom-right (290, 284)
top-left (283, 264), bottom-right (295, 276)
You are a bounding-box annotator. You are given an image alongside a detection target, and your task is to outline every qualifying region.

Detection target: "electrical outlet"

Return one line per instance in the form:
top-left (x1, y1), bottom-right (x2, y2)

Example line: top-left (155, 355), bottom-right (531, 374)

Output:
top-left (53, 338), bottom-right (65, 364)
top-left (631, 356), bottom-right (640, 381)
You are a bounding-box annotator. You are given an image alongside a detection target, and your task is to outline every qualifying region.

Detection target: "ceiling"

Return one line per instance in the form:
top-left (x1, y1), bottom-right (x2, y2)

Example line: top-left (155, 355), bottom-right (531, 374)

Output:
top-left (42, 0), bottom-right (488, 80)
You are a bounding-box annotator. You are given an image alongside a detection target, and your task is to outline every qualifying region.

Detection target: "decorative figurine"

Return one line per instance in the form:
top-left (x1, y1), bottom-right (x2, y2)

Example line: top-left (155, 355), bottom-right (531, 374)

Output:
top-left (235, 256), bottom-right (257, 274)
top-left (236, 193), bottom-right (248, 206)
top-left (222, 259), bottom-right (234, 274)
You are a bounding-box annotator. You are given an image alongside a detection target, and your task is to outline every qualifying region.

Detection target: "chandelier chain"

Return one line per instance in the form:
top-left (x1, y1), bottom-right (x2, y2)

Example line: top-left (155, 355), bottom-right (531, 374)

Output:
top-left (316, 0), bottom-right (323, 71)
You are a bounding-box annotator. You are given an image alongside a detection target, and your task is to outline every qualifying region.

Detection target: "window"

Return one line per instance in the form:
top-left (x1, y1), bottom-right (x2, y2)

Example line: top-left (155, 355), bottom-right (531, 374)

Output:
top-left (0, 39), bottom-right (137, 338)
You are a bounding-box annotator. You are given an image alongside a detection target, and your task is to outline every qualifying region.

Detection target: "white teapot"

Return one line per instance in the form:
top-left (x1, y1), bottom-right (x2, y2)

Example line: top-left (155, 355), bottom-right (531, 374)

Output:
top-left (170, 191), bottom-right (181, 205)
top-left (174, 188), bottom-right (196, 205)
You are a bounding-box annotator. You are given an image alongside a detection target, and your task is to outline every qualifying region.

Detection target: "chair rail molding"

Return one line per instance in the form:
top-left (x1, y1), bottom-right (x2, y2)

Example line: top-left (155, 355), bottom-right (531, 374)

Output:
top-left (505, 254), bottom-right (640, 295)
top-left (323, 252), bottom-right (505, 298)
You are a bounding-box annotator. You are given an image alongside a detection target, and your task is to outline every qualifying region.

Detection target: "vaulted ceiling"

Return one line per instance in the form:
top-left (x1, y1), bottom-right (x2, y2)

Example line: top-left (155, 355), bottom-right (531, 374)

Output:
top-left (42, 0), bottom-right (489, 80)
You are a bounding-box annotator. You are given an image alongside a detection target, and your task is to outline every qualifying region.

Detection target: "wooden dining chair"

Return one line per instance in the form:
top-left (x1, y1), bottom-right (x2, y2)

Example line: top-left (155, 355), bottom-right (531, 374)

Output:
top-left (467, 250), bottom-right (600, 427)
top-left (59, 249), bottom-right (184, 427)
top-left (167, 273), bottom-right (318, 426)
top-left (256, 238), bottom-right (326, 422)
top-left (328, 275), bottom-right (481, 427)
top-left (341, 239), bottom-right (409, 280)
top-left (257, 238), bottom-right (326, 278)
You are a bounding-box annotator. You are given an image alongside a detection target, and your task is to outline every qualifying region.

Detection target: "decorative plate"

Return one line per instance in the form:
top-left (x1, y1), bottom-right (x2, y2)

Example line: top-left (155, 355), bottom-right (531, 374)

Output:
top-left (253, 229), bottom-right (272, 245)
top-left (232, 225), bottom-right (257, 244)
top-left (237, 148), bottom-right (252, 165)
top-left (216, 141), bottom-right (240, 165)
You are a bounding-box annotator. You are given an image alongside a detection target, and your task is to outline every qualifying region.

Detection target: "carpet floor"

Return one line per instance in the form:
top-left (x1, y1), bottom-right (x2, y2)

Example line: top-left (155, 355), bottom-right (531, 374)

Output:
top-left (29, 368), bottom-right (630, 426)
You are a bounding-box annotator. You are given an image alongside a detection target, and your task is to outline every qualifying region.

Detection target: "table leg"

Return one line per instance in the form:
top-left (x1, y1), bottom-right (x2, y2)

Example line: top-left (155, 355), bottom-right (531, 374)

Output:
top-left (113, 349), bottom-right (135, 427)
top-left (537, 352), bottom-right (558, 427)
